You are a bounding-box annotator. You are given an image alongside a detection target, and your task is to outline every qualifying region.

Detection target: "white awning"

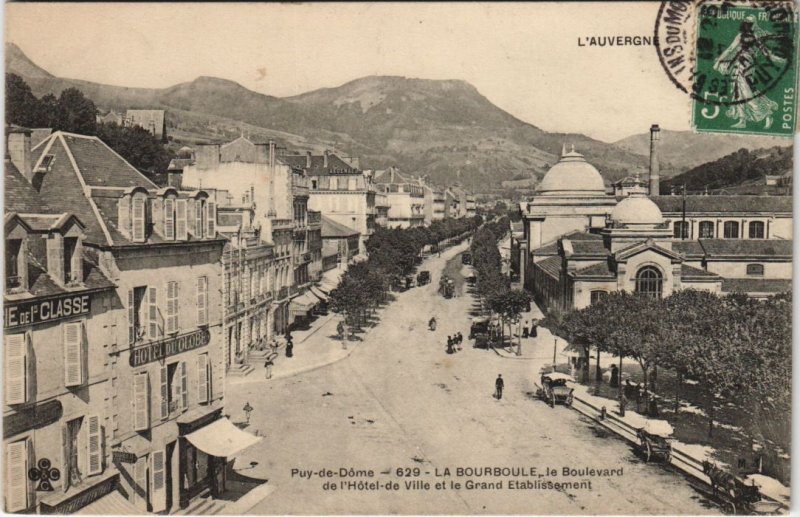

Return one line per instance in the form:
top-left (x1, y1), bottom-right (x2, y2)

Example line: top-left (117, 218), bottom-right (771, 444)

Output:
top-left (290, 291), bottom-right (319, 312)
top-left (184, 417), bottom-right (262, 458)
top-left (310, 285), bottom-right (328, 301)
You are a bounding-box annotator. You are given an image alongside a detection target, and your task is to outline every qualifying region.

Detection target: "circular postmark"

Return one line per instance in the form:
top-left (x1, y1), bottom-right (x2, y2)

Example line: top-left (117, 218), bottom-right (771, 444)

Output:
top-left (655, 0), bottom-right (796, 106)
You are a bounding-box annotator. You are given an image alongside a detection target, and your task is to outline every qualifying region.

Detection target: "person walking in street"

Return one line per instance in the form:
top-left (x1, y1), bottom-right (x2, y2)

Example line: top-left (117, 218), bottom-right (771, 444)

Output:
top-left (285, 333), bottom-right (294, 358)
top-left (447, 336), bottom-right (454, 354)
top-left (530, 320), bottom-right (538, 339)
top-left (522, 320), bottom-right (529, 338)
top-left (495, 374), bottom-right (504, 399)
top-left (264, 356), bottom-right (274, 379)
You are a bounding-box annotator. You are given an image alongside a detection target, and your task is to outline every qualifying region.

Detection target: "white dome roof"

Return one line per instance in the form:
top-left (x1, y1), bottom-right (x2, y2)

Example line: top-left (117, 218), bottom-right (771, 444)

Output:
top-left (611, 195), bottom-right (663, 225)
top-left (538, 150), bottom-right (606, 196)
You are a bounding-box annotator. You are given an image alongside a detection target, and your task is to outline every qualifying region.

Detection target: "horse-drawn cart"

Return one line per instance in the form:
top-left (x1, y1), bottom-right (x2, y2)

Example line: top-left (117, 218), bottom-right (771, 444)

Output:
top-left (636, 420), bottom-right (673, 463)
top-left (702, 462), bottom-right (785, 514)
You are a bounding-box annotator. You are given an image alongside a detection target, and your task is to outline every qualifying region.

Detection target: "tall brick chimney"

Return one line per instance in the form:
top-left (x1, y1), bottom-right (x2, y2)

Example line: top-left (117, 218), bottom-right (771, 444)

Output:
top-left (7, 126), bottom-right (32, 182)
top-left (649, 124), bottom-right (660, 196)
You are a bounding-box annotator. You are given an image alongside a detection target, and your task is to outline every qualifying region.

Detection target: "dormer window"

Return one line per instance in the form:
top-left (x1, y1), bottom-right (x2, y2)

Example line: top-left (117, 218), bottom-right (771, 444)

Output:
top-left (132, 196), bottom-right (146, 242)
top-left (6, 239), bottom-right (26, 291)
top-left (36, 154), bottom-right (55, 173)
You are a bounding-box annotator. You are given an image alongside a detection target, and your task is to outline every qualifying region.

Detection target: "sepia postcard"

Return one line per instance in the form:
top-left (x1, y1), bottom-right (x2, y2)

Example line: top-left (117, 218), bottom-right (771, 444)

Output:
top-left (2, 1), bottom-right (795, 515)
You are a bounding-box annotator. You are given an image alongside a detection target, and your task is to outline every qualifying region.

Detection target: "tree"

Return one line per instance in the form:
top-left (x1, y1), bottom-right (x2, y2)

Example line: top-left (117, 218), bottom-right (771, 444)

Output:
top-left (54, 87), bottom-right (97, 134)
top-left (6, 73), bottom-right (43, 128)
top-left (95, 122), bottom-right (173, 175)
top-left (489, 289), bottom-right (530, 354)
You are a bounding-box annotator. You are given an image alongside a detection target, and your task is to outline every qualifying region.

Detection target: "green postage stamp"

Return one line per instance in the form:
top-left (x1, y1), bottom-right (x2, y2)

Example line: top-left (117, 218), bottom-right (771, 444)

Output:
top-left (657, 1), bottom-right (798, 137)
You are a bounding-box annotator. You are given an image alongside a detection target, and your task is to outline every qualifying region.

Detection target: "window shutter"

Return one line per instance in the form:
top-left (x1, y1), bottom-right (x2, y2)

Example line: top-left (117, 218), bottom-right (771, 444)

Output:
top-left (150, 450), bottom-right (167, 513)
top-left (197, 354), bottom-right (209, 404)
top-left (5, 440), bottom-right (28, 512)
top-left (176, 199), bottom-right (188, 240)
top-left (164, 198), bottom-right (175, 240)
top-left (5, 334), bottom-right (27, 405)
top-left (128, 289), bottom-right (136, 344)
top-left (166, 281), bottom-right (177, 334)
top-left (86, 415), bottom-right (102, 475)
top-left (133, 372), bottom-right (149, 431)
top-left (64, 322), bottom-right (83, 386)
top-left (206, 201), bottom-right (216, 237)
top-left (134, 456), bottom-right (147, 508)
top-left (180, 361), bottom-right (188, 410)
top-left (47, 236), bottom-right (65, 284)
top-left (118, 195), bottom-right (131, 238)
top-left (159, 365), bottom-right (168, 419)
top-left (197, 276), bottom-right (208, 326)
top-left (147, 287), bottom-right (161, 339)
top-left (196, 201), bottom-right (204, 239)
top-left (132, 197), bottom-right (146, 242)
top-left (61, 424), bottom-right (70, 492)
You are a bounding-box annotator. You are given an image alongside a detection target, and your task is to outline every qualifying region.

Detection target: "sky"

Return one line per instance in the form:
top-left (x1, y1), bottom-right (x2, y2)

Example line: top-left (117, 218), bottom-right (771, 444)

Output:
top-left (5, 2), bottom-right (693, 142)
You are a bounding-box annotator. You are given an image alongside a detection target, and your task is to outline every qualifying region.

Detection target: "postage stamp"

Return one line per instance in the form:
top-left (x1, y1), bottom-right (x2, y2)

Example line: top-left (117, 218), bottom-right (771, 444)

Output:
top-left (656, 1), bottom-right (798, 137)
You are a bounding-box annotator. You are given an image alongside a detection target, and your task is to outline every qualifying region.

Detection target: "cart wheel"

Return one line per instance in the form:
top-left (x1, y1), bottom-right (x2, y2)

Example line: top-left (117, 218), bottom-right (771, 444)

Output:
top-left (645, 442), bottom-right (652, 462)
top-left (726, 501), bottom-right (736, 515)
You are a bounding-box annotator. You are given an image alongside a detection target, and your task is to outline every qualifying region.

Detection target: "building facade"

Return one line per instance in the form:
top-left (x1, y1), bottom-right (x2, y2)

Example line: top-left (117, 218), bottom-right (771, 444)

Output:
top-left (373, 167), bottom-right (425, 228)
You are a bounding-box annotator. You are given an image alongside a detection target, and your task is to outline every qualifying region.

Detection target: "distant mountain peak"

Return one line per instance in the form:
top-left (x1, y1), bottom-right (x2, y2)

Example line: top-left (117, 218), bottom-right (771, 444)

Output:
top-left (5, 42), bottom-right (54, 79)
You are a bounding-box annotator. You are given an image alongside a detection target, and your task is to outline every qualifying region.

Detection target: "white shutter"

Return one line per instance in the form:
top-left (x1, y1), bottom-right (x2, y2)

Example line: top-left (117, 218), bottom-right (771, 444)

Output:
top-left (5, 334), bottom-right (26, 405)
top-left (176, 199), bottom-right (188, 240)
top-left (86, 414), bottom-right (102, 475)
top-left (133, 372), bottom-right (149, 431)
top-left (180, 361), bottom-right (188, 410)
top-left (159, 365), bottom-right (169, 420)
top-left (128, 289), bottom-right (136, 344)
top-left (147, 286), bottom-right (161, 339)
top-left (197, 276), bottom-right (208, 326)
top-left (164, 198), bottom-right (175, 240)
top-left (5, 440), bottom-right (28, 512)
top-left (118, 195), bottom-right (131, 237)
top-left (64, 322), bottom-right (83, 386)
top-left (196, 201), bottom-right (204, 239)
top-left (187, 199), bottom-right (197, 237)
top-left (132, 196), bottom-right (146, 242)
top-left (134, 456), bottom-right (147, 508)
top-left (150, 450), bottom-right (166, 513)
top-left (197, 354), bottom-right (209, 404)
top-left (166, 281), bottom-right (177, 334)
top-left (206, 201), bottom-right (216, 237)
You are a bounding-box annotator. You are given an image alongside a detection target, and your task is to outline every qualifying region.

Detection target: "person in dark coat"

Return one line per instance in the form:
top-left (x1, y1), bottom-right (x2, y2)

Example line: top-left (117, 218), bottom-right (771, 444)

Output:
top-left (522, 320), bottom-right (529, 338)
top-left (609, 364), bottom-right (619, 388)
top-left (495, 374), bottom-right (504, 399)
top-left (447, 336), bottom-right (454, 354)
top-left (530, 321), bottom-right (538, 338)
top-left (285, 333), bottom-right (294, 358)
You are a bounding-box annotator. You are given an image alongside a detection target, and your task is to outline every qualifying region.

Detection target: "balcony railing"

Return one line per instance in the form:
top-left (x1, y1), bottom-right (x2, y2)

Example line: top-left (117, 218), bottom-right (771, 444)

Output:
top-left (272, 219), bottom-right (293, 230)
top-left (277, 286), bottom-right (289, 300)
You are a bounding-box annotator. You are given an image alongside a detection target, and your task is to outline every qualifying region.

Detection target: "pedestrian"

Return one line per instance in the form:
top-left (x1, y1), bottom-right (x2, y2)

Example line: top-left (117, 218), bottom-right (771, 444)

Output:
top-left (285, 334), bottom-right (294, 358)
top-left (447, 336), bottom-right (454, 354)
top-left (530, 320), bottom-right (538, 339)
top-left (495, 374), bottom-right (504, 400)
top-left (636, 383), bottom-right (645, 413)
top-left (609, 364), bottom-right (619, 388)
top-left (522, 320), bottom-right (529, 339)
top-left (264, 357), bottom-right (273, 379)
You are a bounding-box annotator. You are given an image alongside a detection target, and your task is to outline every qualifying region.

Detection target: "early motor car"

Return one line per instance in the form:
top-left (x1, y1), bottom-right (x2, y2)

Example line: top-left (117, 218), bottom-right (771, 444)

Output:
top-left (538, 372), bottom-right (575, 407)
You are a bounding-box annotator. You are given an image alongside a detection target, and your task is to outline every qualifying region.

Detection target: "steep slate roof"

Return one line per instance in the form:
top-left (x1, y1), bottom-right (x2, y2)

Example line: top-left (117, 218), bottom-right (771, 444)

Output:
top-left (25, 248), bottom-right (114, 298)
top-left (32, 132), bottom-right (158, 246)
top-left (698, 239), bottom-right (793, 258)
top-left (532, 230), bottom-right (601, 256)
top-left (534, 255), bottom-right (562, 280)
top-left (680, 264), bottom-right (720, 280)
top-left (282, 154), bottom-right (360, 176)
top-left (5, 160), bottom-right (50, 213)
top-left (321, 216), bottom-right (359, 238)
top-left (722, 278), bottom-right (792, 294)
top-left (672, 240), bottom-right (705, 258)
top-left (650, 195), bottom-right (793, 214)
top-left (571, 239), bottom-right (608, 256)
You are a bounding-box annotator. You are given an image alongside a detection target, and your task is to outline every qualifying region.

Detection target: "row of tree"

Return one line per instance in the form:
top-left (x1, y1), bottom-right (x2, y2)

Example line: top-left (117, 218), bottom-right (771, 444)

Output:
top-left (328, 217), bottom-right (483, 336)
top-left (469, 217), bottom-right (530, 352)
top-left (543, 289), bottom-right (791, 442)
top-left (6, 73), bottom-right (172, 175)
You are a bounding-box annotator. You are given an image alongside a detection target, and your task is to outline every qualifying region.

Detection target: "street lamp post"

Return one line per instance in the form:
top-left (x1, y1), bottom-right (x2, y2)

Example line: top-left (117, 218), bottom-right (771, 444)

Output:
top-left (552, 337), bottom-right (558, 371)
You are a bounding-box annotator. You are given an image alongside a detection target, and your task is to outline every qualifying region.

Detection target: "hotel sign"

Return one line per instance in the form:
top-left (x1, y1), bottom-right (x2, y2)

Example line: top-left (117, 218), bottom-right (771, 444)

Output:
top-left (130, 329), bottom-right (210, 367)
top-left (4, 293), bottom-right (91, 330)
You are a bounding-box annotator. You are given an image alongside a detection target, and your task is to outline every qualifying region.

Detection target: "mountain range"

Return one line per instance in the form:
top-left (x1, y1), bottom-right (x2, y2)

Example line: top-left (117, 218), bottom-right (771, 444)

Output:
top-left (6, 42), bottom-right (790, 190)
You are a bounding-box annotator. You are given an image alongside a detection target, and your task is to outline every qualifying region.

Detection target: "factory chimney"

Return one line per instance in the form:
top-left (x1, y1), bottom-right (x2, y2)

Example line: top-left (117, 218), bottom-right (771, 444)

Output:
top-left (648, 124), bottom-right (660, 196)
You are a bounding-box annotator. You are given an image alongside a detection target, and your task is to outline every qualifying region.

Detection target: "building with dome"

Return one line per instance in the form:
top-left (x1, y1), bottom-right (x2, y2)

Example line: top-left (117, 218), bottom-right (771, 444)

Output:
top-left (517, 130), bottom-right (792, 310)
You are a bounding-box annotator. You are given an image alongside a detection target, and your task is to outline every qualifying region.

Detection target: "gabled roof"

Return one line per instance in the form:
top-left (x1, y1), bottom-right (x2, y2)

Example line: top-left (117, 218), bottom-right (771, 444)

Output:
top-left (321, 216), bottom-right (359, 238)
top-left (698, 239), bottom-right (792, 258)
top-left (372, 167), bottom-right (415, 185)
top-left (572, 261), bottom-right (615, 279)
top-left (534, 255), bottom-right (562, 280)
top-left (650, 195), bottom-right (792, 214)
top-left (532, 230), bottom-right (600, 256)
top-left (22, 248), bottom-right (114, 299)
top-left (614, 240), bottom-right (683, 262)
top-left (282, 153), bottom-right (360, 176)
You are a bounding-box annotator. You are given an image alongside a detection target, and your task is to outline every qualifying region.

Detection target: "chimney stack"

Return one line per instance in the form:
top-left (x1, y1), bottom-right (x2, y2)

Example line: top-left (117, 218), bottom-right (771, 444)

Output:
top-left (323, 150), bottom-right (329, 168)
top-left (649, 124), bottom-right (660, 196)
top-left (306, 151), bottom-right (312, 169)
top-left (7, 127), bottom-right (32, 183)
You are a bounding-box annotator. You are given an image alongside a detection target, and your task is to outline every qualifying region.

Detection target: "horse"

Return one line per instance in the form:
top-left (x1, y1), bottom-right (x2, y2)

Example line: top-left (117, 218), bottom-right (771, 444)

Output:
top-left (702, 460), bottom-right (738, 499)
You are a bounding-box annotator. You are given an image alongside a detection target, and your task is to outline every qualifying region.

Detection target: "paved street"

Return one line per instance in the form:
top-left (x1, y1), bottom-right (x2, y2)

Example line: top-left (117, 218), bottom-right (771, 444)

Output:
top-left (226, 244), bottom-right (718, 514)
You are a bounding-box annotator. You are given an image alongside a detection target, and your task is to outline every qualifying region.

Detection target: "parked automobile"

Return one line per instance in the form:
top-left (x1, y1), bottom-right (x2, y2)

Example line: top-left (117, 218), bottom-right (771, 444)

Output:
top-left (417, 270), bottom-right (431, 285)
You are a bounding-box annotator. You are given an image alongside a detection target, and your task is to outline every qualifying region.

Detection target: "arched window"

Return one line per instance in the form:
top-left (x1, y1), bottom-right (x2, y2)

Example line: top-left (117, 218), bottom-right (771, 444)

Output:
top-left (748, 221), bottom-right (765, 239)
top-left (590, 290), bottom-right (608, 305)
top-left (635, 266), bottom-right (663, 299)
top-left (723, 221), bottom-right (739, 239)
top-left (673, 221), bottom-right (689, 239)
top-left (699, 221), bottom-right (715, 238)
top-left (746, 264), bottom-right (764, 276)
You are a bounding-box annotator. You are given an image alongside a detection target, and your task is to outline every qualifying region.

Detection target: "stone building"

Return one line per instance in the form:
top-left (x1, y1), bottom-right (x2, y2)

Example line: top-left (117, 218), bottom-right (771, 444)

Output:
top-left (125, 109), bottom-right (167, 141)
top-left (373, 167), bottom-right (425, 228)
top-left (27, 129), bottom-right (258, 513)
